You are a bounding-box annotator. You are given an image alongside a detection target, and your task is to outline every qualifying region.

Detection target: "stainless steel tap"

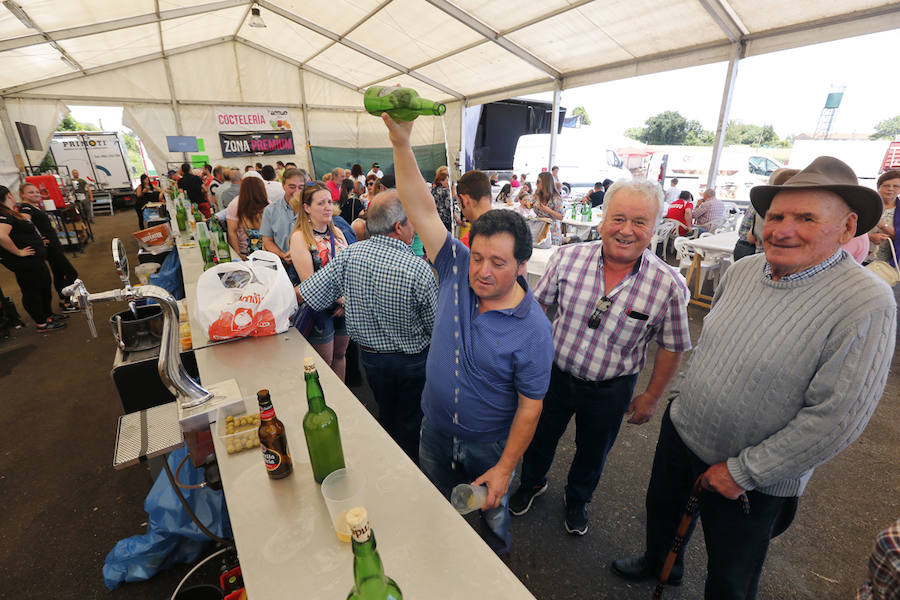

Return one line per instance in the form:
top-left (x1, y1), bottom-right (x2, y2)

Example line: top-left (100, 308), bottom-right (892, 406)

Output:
top-left (63, 239), bottom-right (213, 409)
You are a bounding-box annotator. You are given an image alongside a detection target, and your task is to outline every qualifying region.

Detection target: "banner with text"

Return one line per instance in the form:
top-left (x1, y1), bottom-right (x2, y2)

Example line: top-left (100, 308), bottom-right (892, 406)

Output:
top-left (214, 106), bottom-right (292, 132)
top-left (219, 131), bottom-right (295, 157)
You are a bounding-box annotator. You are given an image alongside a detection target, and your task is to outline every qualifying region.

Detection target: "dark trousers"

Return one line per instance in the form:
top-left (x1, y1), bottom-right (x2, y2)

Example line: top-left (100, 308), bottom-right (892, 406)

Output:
top-left (644, 405), bottom-right (799, 600)
top-left (46, 245), bottom-right (78, 301)
top-left (359, 346), bottom-right (428, 464)
top-left (520, 365), bottom-right (637, 504)
top-left (4, 259), bottom-right (52, 324)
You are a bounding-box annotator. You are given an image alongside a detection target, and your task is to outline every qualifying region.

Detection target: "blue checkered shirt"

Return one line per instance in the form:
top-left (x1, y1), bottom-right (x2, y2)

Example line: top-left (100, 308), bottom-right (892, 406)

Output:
top-left (764, 249), bottom-right (844, 281)
top-left (298, 235), bottom-right (437, 353)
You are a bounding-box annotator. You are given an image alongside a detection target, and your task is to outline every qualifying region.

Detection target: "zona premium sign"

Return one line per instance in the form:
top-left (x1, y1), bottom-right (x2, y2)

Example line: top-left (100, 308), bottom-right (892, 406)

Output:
top-left (219, 131), bottom-right (295, 157)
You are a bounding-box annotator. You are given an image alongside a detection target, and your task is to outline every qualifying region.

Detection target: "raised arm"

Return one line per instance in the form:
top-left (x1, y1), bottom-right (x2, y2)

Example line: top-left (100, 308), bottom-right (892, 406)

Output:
top-left (381, 114), bottom-right (448, 259)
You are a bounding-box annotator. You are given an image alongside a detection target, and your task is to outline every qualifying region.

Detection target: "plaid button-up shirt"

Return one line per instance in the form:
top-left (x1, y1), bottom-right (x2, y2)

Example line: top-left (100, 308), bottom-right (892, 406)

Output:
top-left (298, 235), bottom-right (438, 353)
top-left (534, 242), bottom-right (692, 381)
top-left (764, 249), bottom-right (844, 282)
top-left (857, 517), bottom-right (900, 600)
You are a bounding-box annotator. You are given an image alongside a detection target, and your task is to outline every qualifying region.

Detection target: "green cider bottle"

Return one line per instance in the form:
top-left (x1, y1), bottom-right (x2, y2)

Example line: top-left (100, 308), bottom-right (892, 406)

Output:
top-left (364, 86), bottom-right (446, 122)
top-left (217, 231), bottom-right (232, 262)
top-left (198, 225), bottom-right (214, 270)
top-left (345, 507), bottom-right (402, 600)
top-left (302, 357), bottom-right (345, 483)
top-left (175, 201), bottom-right (187, 232)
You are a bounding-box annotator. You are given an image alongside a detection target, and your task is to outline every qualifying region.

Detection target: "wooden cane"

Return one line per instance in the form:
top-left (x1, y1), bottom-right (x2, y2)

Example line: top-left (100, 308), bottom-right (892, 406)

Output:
top-left (652, 476), bottom-right (751, 599)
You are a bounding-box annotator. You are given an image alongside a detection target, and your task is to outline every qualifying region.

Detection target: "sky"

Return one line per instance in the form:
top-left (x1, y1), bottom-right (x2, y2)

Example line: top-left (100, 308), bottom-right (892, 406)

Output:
top-left (68, 28), bottom-right (900, 142)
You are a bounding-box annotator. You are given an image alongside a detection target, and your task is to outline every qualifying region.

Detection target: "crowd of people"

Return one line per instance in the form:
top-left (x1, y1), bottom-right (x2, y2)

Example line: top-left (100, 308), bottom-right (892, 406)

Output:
top-left (3, 129), bottom-right (897, 597)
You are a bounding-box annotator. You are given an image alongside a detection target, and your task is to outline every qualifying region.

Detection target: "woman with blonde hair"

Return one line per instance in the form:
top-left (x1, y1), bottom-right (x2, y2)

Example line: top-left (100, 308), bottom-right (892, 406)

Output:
top-left (532, 171), bottom-right (564, 244)
top-left (289, 182), bottom-right (349, 379)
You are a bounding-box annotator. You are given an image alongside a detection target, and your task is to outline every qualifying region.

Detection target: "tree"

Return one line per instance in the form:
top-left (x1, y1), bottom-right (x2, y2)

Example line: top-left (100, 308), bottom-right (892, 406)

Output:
top-left (871, 115), bottom-right (900, 140)
top-left (625, 111), bottom-right (716, 145)
top-left (56, 113), bottom-right (99, 132)
top-left (571, 106), bottom-right (591, 126)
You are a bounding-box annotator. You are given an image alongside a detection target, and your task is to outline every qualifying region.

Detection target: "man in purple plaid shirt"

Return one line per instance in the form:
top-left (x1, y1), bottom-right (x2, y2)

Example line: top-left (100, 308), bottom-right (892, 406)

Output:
top-left (509, 179), bottom-right (691, 535)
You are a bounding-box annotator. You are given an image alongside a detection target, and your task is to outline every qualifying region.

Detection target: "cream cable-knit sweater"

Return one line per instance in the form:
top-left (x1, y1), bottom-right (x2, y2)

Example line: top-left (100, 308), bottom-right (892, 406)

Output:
top-left (671, 251), bottom-right (896, 497)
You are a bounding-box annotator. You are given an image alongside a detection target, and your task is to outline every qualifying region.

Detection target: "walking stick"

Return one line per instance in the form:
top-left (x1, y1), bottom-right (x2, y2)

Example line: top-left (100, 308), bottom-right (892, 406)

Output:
top-left (652, 476), bottom-right (751, 600)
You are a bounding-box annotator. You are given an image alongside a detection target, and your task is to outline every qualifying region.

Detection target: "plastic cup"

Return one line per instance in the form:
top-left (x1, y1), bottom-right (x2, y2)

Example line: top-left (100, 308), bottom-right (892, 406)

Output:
top-left (450, 483), bottom-right (488, 515)
top-left (320, 468), bottom-right (366, 542)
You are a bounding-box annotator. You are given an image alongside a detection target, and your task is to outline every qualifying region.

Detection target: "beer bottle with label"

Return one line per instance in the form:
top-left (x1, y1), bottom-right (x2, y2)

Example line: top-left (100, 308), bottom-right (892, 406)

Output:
top-left (302, 357), bottom-right (345, 483)
top-left (346, 507), bottom-right (402, 600)
top-left (257, 389), bottom-right (293, 479)
top-left (363, 86), bottom-right (446, 122)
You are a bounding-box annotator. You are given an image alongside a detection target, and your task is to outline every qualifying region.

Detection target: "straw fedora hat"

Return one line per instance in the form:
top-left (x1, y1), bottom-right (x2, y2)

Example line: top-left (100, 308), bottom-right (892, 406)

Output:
top-left (750, 156), bottom-right (882, 235)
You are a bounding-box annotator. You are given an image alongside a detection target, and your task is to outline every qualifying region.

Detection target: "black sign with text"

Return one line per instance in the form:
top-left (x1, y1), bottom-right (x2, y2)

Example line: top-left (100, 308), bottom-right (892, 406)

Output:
top-left (219, 131), bottom-right (295, 157)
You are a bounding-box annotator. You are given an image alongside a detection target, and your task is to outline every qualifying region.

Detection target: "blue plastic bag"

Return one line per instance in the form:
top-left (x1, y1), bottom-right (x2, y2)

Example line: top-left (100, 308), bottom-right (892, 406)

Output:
top-left (148, 249), bottom-right (185, 300)
top-left (102, 444), bottom-right (232, 590)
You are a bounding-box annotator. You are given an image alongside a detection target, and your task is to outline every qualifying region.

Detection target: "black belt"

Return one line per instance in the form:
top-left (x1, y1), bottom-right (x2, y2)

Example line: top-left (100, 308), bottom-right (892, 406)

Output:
top-left (553, 364), bottom-right (636, 389)
top-left (359, 345), bottom-right (429, 356)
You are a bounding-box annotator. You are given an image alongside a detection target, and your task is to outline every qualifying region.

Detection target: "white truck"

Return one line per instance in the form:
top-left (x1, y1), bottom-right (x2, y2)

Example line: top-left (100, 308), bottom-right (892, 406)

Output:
top-left (49, 131), bottom-right (133, 201)
top-left (513, 129), bottom-right (632, 195)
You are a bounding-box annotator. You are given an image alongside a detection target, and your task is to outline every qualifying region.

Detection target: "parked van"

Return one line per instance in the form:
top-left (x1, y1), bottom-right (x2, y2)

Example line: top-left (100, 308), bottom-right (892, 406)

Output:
top-left (513, 129), bottom-right (631, 194)
top-left (647, 146), bottom-right (782, 205)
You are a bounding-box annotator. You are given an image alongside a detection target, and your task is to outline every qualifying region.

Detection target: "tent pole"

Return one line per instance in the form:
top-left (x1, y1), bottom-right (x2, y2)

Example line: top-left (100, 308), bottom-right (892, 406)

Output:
top-left (458, 98), bottom-right (466, 178)
top-left (0, 97), bottom-right (25, 184)
top-left (707, 42), bottom-right (744, 193)
top-left (298, 68), bottom-right (315, 179)
top-left (162, 56), bottom-right (187, 163)
top-left (548, 81), bottom-right (561, 172)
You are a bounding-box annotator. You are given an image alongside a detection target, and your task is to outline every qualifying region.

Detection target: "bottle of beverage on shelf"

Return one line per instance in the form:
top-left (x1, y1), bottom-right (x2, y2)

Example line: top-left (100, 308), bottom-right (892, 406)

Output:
top-left (302, 357), bottom-right (345, 483)
top-left (345, 507), bottom-right (402, 600)
top-left (363, 86), bottom-right (446, 121)
top-left (257, 389), bottom-right (293, 479)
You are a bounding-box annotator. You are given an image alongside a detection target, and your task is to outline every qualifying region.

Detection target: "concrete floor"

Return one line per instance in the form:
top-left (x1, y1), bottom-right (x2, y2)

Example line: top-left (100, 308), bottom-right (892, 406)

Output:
top-left (1, 209), bottom-right (897, 599)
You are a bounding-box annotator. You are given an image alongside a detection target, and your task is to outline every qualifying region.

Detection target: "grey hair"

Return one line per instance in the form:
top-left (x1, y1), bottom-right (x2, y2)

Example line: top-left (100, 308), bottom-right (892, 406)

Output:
top-left (366, 190), bottom-right (408, 236)
top-left (229, 169), bottom-right (241, 183)
top-left (604, 179), bottom-right (665, 223)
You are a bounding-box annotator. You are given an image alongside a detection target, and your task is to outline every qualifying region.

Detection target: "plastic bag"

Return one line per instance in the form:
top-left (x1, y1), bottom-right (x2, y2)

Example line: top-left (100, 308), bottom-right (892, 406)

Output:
top-left (196, 249), bottom-right (298, 341)
top-left (102, 444), bottom-right (232, 590)
top-left (148, 249), bottom-right (185, 300)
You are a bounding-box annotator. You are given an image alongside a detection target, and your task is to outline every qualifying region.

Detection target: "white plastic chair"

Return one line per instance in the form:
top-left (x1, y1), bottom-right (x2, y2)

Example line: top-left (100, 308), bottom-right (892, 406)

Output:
top-left (650, 221), bottom-right (677, 257)
top-left (673, 236), bottom-right (724, 291)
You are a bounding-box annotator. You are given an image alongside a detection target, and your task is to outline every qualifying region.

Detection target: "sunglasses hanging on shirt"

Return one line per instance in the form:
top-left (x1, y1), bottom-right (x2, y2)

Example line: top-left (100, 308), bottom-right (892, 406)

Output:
top-left (588, 296), bottom-right (612, 329)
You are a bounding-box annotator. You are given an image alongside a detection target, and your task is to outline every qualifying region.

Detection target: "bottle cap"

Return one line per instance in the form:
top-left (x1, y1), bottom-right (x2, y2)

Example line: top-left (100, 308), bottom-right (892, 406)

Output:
top-left (303, 357), bottom-right (316, 373)
top-left (346, 507), bottom-right (370, 542)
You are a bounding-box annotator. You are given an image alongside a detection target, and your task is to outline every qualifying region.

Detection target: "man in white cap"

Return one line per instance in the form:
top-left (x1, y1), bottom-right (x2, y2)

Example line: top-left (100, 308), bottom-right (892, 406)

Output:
top-left (612, 156), bottom-right (897, 599)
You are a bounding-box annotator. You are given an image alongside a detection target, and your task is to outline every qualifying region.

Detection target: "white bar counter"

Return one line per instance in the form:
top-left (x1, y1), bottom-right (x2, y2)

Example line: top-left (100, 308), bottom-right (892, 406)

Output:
top-left (196, 329), bottom-right (536, 599)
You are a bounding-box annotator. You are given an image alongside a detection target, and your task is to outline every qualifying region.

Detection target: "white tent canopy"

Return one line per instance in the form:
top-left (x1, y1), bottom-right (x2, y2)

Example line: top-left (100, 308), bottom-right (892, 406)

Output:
top-left (1, 0), bottom-right (899, 186)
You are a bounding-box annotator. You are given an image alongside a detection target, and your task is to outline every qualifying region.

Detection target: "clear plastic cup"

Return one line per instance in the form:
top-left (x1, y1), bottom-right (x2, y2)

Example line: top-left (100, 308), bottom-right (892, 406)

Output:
top-left (320, 468), bottom-right (366, 542)
top-left (450, 483), bottom-right (488, 515)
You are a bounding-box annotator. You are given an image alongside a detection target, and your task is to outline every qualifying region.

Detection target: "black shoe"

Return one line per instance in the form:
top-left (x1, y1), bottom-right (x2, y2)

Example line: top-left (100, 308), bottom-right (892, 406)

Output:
top-left (36, 319), bottom-right (66, 332)
top-left (611, 556), bottom-right (682, 586)
top-left (49, 313), bottom-right (69, 321)
top-left (564, 499), bottom-right (588, 535)
top-left (59, 301), bottom-right (79, 313)
top-left (509, 482), bottom-right (548, 516)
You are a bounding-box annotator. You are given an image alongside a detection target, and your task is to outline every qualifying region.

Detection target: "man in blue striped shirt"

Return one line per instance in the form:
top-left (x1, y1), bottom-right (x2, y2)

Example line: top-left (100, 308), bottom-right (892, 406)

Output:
top-left (297, 191), bottom-right (438, 462)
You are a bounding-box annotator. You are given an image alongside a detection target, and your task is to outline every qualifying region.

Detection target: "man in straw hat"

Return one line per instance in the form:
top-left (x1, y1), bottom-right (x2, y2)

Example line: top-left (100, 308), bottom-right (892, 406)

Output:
top-left (612, 156), bottom-right (896, 598)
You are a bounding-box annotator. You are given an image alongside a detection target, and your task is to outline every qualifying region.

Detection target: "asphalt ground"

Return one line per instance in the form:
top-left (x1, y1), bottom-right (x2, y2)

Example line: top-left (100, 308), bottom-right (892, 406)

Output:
top-left (0, 209), bottom-right (897, 599)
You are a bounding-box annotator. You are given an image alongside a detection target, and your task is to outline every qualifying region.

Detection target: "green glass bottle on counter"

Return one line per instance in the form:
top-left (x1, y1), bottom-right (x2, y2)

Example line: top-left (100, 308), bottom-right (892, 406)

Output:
top-left (175, 201), bottom-right (187, 232)
top-left (302, 357), bottom-right (345, 483)
top-left (217, 230), bottom-right (232, 262)
top-left (345, 507), bottom-right (402, 600)
top-left (197, 223), bottom-right (214, 270)
top-left (364, 86), bottom-right (446, 121)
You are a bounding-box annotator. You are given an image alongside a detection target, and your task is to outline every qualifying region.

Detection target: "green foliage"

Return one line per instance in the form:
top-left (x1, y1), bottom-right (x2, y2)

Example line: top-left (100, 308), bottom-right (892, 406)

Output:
top-left (121, 130), bottom-right (144, 177)
top-left (871, 115), bottom-right (900, 140)
top-left (56, 113), bottom-right (99, 132)
top-left (571, 106), bottom-right (591, 126)
top-left (625, 111), bottom-right (787, 147)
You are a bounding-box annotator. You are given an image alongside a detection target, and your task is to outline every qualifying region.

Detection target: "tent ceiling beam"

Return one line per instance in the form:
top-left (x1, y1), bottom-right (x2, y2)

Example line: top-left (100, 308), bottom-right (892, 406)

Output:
top-left (256, 0), bottom-right (464, 100)
top-left (744, 2), bottom-right (900, 43)
top-left (423, 0), bottom-right (561, 80)
top-left (0, 0), bottom-right (249, 53)
top-left (0, 37), bottom-right (233, 96)
top-left (696, 0), bottom-right (745, 42)
top-left (234, 36), bottom-right (364, 94)
top-left (301, 0), bottom-right (395, 65)
top-left (465, 77), bottom-right (556, 106)
top-left (2, 1), bottom-right (87, 73)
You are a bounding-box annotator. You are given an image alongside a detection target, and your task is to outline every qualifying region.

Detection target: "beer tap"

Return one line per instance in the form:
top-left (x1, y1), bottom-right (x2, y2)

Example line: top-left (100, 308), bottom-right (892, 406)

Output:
top-left (63, 239), bottom-right (213, 410)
